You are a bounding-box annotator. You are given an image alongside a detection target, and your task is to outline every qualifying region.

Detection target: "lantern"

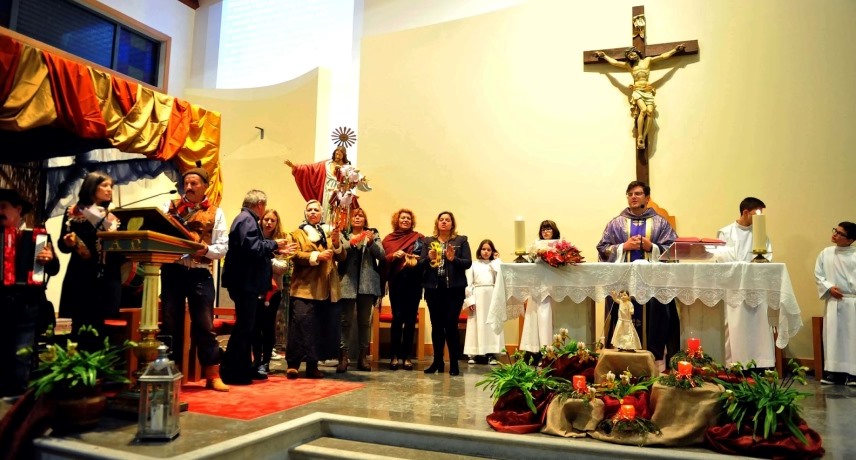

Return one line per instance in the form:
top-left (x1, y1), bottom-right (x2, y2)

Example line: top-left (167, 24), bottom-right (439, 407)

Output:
top-left (137, 344), bottom-right (182, 440)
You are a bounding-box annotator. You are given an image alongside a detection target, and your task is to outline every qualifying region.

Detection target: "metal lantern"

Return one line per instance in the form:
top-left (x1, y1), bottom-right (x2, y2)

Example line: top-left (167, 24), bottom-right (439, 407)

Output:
top-left (137, 344), bottom-right (182, 440)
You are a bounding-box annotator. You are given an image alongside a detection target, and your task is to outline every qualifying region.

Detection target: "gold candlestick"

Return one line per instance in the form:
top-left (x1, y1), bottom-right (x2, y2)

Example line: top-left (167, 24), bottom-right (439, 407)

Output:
top-left (752, 248), bottom-right (770, 263)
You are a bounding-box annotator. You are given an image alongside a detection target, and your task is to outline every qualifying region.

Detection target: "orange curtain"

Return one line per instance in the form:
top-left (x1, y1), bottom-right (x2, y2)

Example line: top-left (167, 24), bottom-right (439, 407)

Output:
top-left (0, 33), bottom-right (223, 205)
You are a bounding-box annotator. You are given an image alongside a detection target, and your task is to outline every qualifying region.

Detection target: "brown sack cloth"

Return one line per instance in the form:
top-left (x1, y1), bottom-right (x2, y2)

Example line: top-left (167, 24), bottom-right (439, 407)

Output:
top-left (541, 396), bottom-right (605, 438)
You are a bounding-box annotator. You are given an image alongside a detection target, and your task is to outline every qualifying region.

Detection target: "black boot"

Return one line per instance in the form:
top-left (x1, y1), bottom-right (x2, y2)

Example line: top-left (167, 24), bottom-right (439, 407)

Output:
top-left (357, 347), bottom-right (371, 371)
top-left (336, 349), bottom-right (348, 373)
top-left (424, 361), bottom-right (444, 374)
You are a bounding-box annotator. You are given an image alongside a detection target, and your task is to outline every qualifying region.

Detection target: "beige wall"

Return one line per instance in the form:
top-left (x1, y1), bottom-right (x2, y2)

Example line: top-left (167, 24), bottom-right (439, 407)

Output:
top-left (357, 0), bottom-right (856, 359)
top-left (185, 68), bottom-right (331, 223)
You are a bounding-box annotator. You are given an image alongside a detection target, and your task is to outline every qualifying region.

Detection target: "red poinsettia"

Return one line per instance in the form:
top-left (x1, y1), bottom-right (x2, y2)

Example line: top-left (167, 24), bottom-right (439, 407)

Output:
top-left (538, 239), bottom-right (584, 267)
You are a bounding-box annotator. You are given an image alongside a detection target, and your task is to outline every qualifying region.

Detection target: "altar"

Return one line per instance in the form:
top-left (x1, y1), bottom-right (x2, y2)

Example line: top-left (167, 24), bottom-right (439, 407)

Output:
top-left (487, 262), bottom-right (803, 366)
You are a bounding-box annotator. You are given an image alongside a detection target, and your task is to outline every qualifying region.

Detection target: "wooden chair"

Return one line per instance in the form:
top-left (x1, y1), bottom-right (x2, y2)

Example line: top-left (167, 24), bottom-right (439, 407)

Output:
top-left (184, 306), bottom-right (236, 383)
top-left (812, 316), bottom-right (824, 381)
top-left (103, 308), bottom-right (143, 381)
top-left (370, 305), bottom-right (425, 362)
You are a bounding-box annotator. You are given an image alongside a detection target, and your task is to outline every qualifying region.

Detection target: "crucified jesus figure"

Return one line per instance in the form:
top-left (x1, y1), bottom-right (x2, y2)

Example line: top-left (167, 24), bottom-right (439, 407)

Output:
top-left (594, 44), bottom-right (685, 149)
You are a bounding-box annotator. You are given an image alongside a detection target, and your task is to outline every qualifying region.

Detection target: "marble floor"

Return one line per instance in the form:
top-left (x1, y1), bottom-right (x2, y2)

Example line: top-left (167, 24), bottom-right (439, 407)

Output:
top-left (4, 357), bottom-right (849, 459)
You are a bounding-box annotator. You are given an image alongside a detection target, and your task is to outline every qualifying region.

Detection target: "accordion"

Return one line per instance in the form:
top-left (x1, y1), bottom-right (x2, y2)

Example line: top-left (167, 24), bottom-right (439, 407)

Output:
top-left (1, 227), bottom-right (48, 286)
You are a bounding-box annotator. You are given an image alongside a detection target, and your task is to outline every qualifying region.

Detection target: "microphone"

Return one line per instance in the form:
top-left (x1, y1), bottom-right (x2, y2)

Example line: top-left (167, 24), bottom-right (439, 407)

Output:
top-left (639, 202), bottom-right (646, 210)
top-left (115, 190), bottom-right (178, 209)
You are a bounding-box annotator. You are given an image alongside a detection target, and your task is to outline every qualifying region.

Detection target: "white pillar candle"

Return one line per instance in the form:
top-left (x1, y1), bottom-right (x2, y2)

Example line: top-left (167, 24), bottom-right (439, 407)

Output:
top-left (752, 213), bottom-right (767, 252)
top-left (514, 217), bottom-right (525, 253)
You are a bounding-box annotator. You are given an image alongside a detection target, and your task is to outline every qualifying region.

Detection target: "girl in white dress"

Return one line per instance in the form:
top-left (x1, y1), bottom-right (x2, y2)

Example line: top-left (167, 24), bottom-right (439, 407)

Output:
top-left (464, 240), bottom-right (505, 364)
top-left (519, 221), bottom-right (561, 357)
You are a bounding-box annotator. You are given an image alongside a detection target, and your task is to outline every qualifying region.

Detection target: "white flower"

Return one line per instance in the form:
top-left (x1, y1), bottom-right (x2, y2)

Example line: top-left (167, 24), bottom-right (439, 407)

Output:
top-left (559, 327), bottom-right (569, 336)
top-left (605, 371), bottom-right (616, 383)
top-left (577, 342), bottom-right (586, 351)
top-left (553, 334), bottom-right (562, 342)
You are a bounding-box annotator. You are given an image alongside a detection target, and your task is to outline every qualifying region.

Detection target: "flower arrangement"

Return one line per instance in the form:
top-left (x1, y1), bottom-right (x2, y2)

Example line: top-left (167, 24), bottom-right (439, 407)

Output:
top-left (659, 368), bottom-right (707, 390)
top-left (595, 370), bottom-right (661, 437)
top-left (540, 328), bottom-right (600, 362)
top-left (476, 350), bottom-right (567, 413)
top-left (596, 370), bottom-right (656, 401)
top-left (713, 360), bottom-right (812, 445)
top-left (22, 325), bottom-right (136, 398)
top-left (536, 239), bottom-right (584, 267)
top-left (668, 344), bottom-right (718, 372)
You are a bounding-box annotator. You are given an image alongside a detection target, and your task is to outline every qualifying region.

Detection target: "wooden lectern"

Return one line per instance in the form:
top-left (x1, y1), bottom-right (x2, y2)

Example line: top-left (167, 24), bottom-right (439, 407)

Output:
top-left (98, 207), bottom-right (203, 411)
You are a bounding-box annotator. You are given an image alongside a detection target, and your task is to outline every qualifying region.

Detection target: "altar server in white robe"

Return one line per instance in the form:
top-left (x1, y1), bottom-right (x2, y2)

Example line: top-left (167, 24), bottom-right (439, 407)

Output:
top-left (716, 197), bottom-right (775, 367)
top-left (815, 221), bottom-right (856, 385)
top-left (519, 220), bottom-right (561, 357)
top-left (464, 239), bottom-right (504, 364)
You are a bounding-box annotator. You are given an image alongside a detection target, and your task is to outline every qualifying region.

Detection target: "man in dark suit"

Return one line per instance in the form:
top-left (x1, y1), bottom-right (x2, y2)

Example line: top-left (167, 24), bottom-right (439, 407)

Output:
top-left (220, 190), bottom-right (293, 384)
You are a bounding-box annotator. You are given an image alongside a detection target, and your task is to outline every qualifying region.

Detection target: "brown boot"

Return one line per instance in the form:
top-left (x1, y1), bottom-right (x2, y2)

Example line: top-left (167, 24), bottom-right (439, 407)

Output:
top-left (336, 349), bottom-right (349, 373)
top-left (204, 364), bottom-right (230, 392)
top-left (357, 347), bottom-right (371, 371)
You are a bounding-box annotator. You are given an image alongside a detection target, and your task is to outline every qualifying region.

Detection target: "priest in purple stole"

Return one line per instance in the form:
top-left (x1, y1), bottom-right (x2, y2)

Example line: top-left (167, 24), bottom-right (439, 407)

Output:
top-left (596, 181), bottom-right (679, 363)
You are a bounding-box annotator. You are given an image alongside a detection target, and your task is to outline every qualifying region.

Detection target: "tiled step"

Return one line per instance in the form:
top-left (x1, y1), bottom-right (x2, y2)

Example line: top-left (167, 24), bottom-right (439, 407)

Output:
top-left (291, 436), bottom-right (486, 460)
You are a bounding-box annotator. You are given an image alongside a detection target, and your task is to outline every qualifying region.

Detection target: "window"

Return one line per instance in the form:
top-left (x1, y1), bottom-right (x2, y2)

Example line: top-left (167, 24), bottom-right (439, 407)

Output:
top-left (2, 0), bottom-right (163, 87)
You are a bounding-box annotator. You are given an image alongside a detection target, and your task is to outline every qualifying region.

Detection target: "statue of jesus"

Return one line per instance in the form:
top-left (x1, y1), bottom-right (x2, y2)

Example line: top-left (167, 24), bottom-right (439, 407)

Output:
top-left (594, 44), bottom-right (685, 149)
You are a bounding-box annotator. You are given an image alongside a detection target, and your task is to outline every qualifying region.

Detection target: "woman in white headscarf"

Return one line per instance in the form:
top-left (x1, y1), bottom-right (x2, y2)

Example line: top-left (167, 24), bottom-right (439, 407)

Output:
top-left (286, 200), bottom-right (347, 379)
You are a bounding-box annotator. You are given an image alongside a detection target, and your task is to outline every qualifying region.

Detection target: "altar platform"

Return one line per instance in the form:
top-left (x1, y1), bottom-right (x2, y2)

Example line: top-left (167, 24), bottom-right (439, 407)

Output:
top-left (5, 358), bottom-right (848, 459)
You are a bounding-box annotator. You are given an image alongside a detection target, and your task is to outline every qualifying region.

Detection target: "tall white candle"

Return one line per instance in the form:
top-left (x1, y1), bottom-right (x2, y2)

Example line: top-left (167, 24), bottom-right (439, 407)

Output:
top-left (752, 213), bottom-right (767, 252)
top-left (514, 217), bottom-right (525, 253)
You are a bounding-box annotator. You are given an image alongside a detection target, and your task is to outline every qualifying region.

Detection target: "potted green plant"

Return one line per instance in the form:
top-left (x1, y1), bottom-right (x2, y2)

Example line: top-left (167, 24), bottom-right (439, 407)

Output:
top-left (476, 350), bottom-right (567, 433)
top-left (707, 360), bottom-right (825, 458)
top-left (21, 325), bottom-right (136, 432)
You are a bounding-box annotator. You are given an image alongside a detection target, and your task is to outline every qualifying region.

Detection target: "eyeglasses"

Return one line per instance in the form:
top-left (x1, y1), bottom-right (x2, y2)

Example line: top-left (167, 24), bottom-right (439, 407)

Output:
top-left (833, 228), bottom-right (850, 238)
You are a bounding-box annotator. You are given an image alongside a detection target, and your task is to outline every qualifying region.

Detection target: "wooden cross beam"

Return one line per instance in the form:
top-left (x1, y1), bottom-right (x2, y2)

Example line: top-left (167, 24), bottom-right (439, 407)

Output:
top-left (583, 5), bottom-right (699, 185)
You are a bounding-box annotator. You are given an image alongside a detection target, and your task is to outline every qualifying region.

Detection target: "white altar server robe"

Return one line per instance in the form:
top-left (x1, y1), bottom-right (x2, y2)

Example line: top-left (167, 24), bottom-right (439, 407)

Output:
top-left (815, 245), bottom-right (856, 375)
top-left (464, 259), bottom-right (505, 355)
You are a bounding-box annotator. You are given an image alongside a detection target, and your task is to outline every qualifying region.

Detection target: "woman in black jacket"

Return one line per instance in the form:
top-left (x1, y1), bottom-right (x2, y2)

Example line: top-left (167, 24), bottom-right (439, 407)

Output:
top-left (421, 211), bottom-right (471, 376)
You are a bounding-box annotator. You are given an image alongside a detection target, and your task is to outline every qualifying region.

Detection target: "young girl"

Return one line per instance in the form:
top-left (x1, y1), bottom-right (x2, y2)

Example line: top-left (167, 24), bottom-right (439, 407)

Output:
top-left (464, 239), bottom-right (505, 365)
top-left (520, 220), bottom-right (562, 358)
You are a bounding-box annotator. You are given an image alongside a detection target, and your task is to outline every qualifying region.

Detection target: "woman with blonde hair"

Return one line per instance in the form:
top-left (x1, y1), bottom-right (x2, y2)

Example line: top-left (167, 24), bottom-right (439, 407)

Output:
top-left (381, 209), bottom-right (424, 371)
top-left (252, 208), bottom-right (293, 378)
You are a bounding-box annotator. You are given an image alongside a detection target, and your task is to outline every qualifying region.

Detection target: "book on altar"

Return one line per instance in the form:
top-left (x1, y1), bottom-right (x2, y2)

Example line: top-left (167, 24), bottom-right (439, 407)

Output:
top-left (659, 237), bottom-right (724, 262)
top-left (673, 237), bottom-right (726, 244)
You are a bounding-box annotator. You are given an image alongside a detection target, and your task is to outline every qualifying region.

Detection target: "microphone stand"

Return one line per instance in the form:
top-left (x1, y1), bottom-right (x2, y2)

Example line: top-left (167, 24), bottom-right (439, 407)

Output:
top-left (114, 190), bottom-right (178, 210)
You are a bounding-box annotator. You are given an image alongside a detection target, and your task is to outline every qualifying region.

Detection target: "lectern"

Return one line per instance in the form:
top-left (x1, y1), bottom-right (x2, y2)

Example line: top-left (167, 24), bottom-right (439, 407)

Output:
top-left (98, 207), bottom-right (203, 410)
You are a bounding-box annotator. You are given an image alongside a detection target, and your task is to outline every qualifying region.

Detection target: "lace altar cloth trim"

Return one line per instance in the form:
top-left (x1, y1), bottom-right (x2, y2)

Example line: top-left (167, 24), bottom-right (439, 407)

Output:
top-left (487, 262), bottom-right (802, 348)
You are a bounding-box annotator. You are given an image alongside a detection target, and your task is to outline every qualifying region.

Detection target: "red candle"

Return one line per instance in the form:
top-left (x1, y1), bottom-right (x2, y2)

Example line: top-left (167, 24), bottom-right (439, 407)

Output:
top-left (687, 337), bottom-right (701, 353)
top-left (677, 360), bottom-right (693, 377)
top-left (573, 375), bottom-right (586, 392)
top-left (619, 404), bottom-right (636, 420)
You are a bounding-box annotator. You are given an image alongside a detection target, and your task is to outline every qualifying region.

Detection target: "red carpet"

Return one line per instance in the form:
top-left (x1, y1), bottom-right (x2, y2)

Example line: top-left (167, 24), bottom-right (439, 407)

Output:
top-left (181, 375), bottom-right (364, 420)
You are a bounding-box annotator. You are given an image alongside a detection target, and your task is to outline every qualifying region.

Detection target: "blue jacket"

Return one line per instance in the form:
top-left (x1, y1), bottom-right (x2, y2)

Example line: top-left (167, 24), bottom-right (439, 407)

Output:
top-left (221, 207), bottom-right (278, 295)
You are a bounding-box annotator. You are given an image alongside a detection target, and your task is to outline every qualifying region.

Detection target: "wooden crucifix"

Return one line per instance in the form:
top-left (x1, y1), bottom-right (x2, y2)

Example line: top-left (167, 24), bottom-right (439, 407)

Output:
top-left (583, 5), bottom-right (699, 185)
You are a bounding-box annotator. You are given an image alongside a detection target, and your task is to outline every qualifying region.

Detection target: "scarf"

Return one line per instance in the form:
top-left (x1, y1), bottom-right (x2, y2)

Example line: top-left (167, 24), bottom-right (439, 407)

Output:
top-left (175, 195), bottom-right (210, 217)
top-left (299, 221), bottom-right (328, 249)
top-left (382, 229), bottom-right (423, 281)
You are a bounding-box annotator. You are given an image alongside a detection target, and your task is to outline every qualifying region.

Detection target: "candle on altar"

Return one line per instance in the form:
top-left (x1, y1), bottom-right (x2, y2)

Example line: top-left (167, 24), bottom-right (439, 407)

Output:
top-left (573, 375), bottom-right (586, 392)
top-left (687, 337), bottom-right (701, 353)
top-left (514, 216), bottom-right (526, 253)
top-left (752, 212), bottom-right (767, 252)
top-left (677, 360), bottom-right (693, 377)
top-left (619, 404), bottom-right (636, 420)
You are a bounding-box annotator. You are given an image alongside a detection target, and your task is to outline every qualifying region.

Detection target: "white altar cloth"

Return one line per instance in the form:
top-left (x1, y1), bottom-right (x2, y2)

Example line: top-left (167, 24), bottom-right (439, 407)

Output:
top-left (487, 262), bottom-right (802, 349)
